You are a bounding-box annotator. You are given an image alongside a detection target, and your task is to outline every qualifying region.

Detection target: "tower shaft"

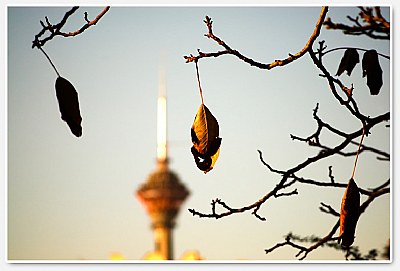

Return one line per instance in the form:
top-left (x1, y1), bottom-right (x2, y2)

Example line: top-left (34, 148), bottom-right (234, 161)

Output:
top-left (153, 219), bottom-right (173, 259)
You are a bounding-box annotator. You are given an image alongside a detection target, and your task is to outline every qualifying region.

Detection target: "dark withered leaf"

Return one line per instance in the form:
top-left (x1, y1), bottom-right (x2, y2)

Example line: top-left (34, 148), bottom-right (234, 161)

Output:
top-left (191, 146), bottom-right (212, 172)
top-left (191, 127), bottom-right (200, 145)
top-left (336, 48), bottom-right (359, 76)
top-left (191, 143), bottom-right (221, 174)
top-left (362, 50), bottom-right (379, 77)
top-left (339, 178), bottom-right (360, 248)
top-left (362, 50), bottom-right (383, 95)
top-left (55, 77), bottom-right (82, 137)
top-left (207, 137), bottom-right (222, 157)
top-left (191, 103), bottom-right (222, 173)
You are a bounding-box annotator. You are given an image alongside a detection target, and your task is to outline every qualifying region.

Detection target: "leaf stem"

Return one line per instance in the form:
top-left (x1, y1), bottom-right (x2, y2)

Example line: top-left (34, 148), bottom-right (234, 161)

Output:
top-left (319, 46), bottom-right (390, 60)
top-left (195, 61), bottom-right (204, 104)
top-left (351, 127), bottom-right (365, 179)
top-left (38, 46), bottom-right (60, 77)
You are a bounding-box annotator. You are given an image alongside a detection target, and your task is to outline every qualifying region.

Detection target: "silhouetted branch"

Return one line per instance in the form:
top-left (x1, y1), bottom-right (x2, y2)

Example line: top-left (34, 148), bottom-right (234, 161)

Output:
top-left (290, 173), bottom-right (378, 196)
top-left (265, 182), bottom-right (389, 259)
top-left (189, 108), bottom-right (388, 220)
top-left (271, 232), bottom-right (381, 260)
top-left (328, 166), bottom-right (336, 183)
top-left (188, 197), bottom-right (269, 221)
top-left (291, 104), bottom-right (390, 161)
top-left (32, 6), bottom-right (110, 48)
top-left (320, 202), bottom-right (340, 216)
top-left (184, 7), bottom-right (328, 70)
top-left (187, 7), bottom-right (390, 260)
top-left (265, 222), bottom-right (340, 260)
top-left (309, 47), bottom-right (368, 123)
top-left (275, 189), bottom-right (298, 198)
top-left (324, 7), bottom-right (390, 40)
top-left (265, 236), bottom-right (308, 256)
top-left (350, 140), bottom-right (390, 160)
top-left (252, 205), bottom-right (267, 221)
top-left (369, 179), bottom-right (390, 192)
top-left (360, 187), bottom-right (390, 214)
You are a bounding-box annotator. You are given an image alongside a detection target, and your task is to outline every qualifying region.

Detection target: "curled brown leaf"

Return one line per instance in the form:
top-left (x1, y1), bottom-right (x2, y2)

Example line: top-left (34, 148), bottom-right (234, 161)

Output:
top-left (339, 178), bottom-right (360, 247)
top-left (191, 103), bottom-right (222, 173)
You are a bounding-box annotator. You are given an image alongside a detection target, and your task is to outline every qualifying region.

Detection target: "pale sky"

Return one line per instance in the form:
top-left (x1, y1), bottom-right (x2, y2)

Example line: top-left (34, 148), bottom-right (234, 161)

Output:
top-left (4, 2), bottom-right (393, 267)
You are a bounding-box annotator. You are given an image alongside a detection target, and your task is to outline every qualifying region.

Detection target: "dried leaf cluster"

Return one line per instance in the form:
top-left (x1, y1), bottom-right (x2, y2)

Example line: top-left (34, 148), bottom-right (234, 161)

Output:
top-left (362, 50), bottom-right (383, 95)
top-left (336, 48), bottom-right (383, 95)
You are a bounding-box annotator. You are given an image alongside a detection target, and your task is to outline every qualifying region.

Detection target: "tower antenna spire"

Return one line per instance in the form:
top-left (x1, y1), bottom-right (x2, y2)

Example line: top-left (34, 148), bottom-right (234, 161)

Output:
top-left (157, 64), bottom-right (167, 163)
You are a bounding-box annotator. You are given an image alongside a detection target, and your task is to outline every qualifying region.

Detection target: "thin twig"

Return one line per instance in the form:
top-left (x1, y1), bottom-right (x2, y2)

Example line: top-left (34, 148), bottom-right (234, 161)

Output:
top-left (32, 6), bottom-right (110, 48)
top-left (186, 7), bottom-right (390, 260)
top-left (61, 6), bottom-right (110, 37)
top-left (319, 202), bottom-right (340, 217)
top-left (188, 111), bottom-right (388, 220)
top-left (323, 7), bottom-right (390, 40)
top-left (184, 7), bottom-right (329, 70)
top-left (264, 183), bottom-right (389, 259)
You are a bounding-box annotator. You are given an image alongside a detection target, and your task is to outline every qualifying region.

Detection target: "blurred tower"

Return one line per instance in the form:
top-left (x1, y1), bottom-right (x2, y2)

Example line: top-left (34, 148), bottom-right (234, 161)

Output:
top-left (136, 69), bottom-right (189, 260)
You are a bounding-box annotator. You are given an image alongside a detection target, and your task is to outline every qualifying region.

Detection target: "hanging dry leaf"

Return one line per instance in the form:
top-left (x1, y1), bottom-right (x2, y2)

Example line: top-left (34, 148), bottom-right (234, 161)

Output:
top-left (191, 103), bottom-right (222, 173)
top-left (191, 103), bottom-right (219, 154)
top-left (55, 77), bottom-right (82, 137)
top-left (339, 178), bottom-right (360, 248)
top-left (336, 48), bottom-right (359, 76)
top-left (362, 50), bottom-right (383, 95)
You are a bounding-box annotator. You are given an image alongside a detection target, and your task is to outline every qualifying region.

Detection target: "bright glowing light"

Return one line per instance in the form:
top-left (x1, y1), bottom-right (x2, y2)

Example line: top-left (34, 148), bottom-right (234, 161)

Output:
top-left (157, 95), bottom-right (167, 161)
top-left (142, 251), bottom-right (165, 260)
top-left (157, 65), bottom-right (168, 162)
top-left (179, 250), bottom-right (204, 260)
top-left (109, 252), bottom-right (125, 260)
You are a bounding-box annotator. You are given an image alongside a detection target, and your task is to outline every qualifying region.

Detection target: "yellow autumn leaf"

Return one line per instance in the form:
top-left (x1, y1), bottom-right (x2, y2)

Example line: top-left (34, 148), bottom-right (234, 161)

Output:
top-left (191, 103), bottom-right (219, 155)
top-left (208, 147), bottom-right (220, 173)
top-left (191, 103), bottom-right (222, 173)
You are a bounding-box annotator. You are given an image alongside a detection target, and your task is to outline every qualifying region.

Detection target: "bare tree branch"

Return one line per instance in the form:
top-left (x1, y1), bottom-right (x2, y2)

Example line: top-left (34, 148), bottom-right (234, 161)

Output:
top-left (186, 6), bottom-right (390, 260)
top-left (290, 173), bottom-right (388, 197)
top-left (319, 202), bottom-right (340, 216)
top-left (265, 183), bottom-right (389, 259)
top-left (290, 104), bottom-right (390, 161)
top-left (32, 6), bottom-right (110, 48)
top-left (184, 7), bottom-right (328, 70)
top-left (309, 46), bottom-right (368, 123)
top-left (188, 108), bottom-right (388, 220)
top-left (323, 7), bottom-right (390, 40)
